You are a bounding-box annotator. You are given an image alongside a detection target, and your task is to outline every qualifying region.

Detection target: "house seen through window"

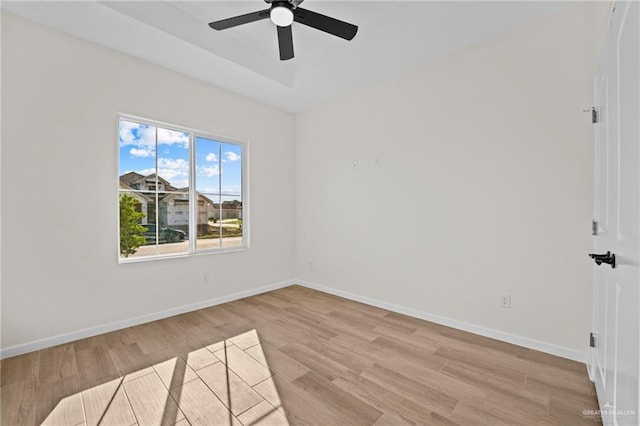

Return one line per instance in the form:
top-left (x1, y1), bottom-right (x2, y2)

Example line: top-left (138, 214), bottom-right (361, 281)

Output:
top-left (118, 116), bottom-right (244, 261)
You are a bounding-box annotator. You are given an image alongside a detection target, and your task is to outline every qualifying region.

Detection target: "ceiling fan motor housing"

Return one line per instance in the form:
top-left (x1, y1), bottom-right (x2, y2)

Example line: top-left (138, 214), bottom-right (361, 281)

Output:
top-left (270, 1), bottom-right (294, 27)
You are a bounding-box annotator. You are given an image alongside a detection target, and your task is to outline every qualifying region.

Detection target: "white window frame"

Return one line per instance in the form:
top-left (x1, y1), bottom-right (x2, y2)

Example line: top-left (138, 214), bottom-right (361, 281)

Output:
top-left (117, 113), bottom-right (249, 263)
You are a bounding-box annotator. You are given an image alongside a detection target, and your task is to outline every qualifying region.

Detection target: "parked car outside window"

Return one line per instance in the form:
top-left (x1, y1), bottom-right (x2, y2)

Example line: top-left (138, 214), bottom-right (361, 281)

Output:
top-left (142, 224), bottom-right (186, 244)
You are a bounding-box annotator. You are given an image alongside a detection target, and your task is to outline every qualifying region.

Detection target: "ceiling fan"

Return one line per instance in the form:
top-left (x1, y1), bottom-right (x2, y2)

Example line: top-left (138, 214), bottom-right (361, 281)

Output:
top-left (208, 0), bottom-right (358, 61)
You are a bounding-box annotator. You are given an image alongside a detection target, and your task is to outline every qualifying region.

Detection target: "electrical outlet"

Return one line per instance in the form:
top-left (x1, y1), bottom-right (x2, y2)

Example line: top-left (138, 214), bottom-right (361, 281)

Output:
top-left (352, 160), bottom-right (359, 170)
top-left (203, 273), bottom-right (209, 283)
top-left (500, 294), bottom-right (511, 308)
top-left (375, 156), bottom-right (382, 168)
top-left (308, 261), bottom-right (313, 270)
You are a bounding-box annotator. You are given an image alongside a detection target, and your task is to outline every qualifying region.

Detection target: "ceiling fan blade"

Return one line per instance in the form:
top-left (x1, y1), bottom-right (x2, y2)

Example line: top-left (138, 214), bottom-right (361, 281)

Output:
top-left (277, 25), bottom-right (294, 60)
top-left (293, 7), bottom-right (357, 41)
top-left (209, 9), bottom-right (270, 30)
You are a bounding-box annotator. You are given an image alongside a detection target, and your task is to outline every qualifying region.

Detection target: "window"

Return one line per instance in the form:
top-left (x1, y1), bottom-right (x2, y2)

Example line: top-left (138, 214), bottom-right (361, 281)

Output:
top-left (118, 115), bottom-right (245, 261)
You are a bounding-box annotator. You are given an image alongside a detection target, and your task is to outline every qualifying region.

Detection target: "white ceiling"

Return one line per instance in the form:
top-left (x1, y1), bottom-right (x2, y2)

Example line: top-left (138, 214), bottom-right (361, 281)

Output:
top-left (2, 1), bottom-right (573, 113)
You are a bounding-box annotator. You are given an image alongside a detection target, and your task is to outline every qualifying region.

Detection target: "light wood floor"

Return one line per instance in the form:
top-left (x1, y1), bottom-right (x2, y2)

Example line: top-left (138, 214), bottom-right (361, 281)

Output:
top-left (1, 285), bottom-right (600, 425)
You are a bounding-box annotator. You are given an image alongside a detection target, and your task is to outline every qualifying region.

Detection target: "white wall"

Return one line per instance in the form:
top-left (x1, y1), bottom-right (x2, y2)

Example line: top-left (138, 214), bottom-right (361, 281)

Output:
top-left (294, 3), bottom-right (608, 353)
top-left (1, 3), bottom-right (612, 358)
top-left (1, 12), bottom-right (295, 350)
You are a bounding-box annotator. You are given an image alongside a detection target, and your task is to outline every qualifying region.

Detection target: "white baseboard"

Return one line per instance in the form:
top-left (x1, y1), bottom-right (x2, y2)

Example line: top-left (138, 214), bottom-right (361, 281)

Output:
top-left (295, 279), bottom-right (586, 363)
top-left (0, 279), bottom-right (295, 359)
top-left (2, 278), bottom-right (586, 363)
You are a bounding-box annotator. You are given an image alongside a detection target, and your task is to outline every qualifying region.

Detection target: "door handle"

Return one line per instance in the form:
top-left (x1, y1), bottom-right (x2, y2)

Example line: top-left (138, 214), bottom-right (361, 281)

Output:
top-left (589, 251), bottom-right (616, 268)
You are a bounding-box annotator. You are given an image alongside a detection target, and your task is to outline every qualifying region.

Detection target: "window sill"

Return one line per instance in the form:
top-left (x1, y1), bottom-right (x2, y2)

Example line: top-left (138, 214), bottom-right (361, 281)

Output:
top-left (118, 246), bottom-right (247, 264)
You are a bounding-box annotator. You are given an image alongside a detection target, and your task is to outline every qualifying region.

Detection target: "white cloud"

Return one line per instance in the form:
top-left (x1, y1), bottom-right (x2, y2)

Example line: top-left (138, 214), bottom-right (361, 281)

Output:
top-left (129, 147), bottom-right (155, 158)
top-left (137, 158), bottom-right (189, 182)
top-left (199, 165), bottom-right (220, 177)
top-left (225, 151), bottom-right (241, 162)
top-left (205, 152), bottom-right (217, 162)
top-left (138, 168), bottom-right (185, 181)
top-left (137, 168), bottom-right (155, 176)
top-left (221, 185), bottom-right (242, 194)
top-left (171, 179), bottom-right (189, 189)
top-left (158, 158), bottom-right (188, 181)
top-left (119, 120), bottom-right (155, 148)
top-left (119, 121), bottom-right (189, 151)
top-left (158, 157), bottom-right (188, 170)
top-left (198, 188), bottom-right (220, 194)
top-left (157, 128), bottom-right (189, 148)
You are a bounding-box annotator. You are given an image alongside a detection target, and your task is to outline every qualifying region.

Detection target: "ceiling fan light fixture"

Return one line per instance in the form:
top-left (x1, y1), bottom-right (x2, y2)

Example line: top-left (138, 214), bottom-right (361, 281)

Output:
top-left (270, 6), bottom-right (294, 27)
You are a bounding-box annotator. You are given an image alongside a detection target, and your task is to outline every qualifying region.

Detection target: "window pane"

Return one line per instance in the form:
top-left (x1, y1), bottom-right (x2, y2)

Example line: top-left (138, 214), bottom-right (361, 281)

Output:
top-left (157, 193), bottom-right (189, 256)
top-left (221, 143), bottom-right (242, 195)
top-left (119, 120), bottom-right (157, 189)
top-left (157, 127), bottom-right (190, 190)
top-left (119, 191), bottom-right (157, 259)
top-left (220, 195), bottom-right (243, 248)
top-left (196, 193), bottom-right (221, 251)
top-left (119, 117), bottom-right (246, 261)
top-left (195, 137), bottom-right (220, 194)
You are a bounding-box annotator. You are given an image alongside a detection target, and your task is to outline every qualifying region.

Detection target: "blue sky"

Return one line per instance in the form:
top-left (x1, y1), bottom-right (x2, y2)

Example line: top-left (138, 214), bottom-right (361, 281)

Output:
top-left (119, 119), bottom-right (242, 197)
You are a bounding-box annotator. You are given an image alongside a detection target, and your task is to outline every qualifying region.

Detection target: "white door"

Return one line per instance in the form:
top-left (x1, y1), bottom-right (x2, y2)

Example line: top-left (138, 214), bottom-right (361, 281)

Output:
top-left (591, 2), bottom-right (640, 425)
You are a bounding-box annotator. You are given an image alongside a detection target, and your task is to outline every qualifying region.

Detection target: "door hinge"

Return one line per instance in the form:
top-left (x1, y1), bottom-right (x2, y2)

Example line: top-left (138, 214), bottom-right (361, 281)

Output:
top-left (592, 220), bottom-right (599, 236)
top-left (592, 107), bottom-right (598, 124)
top-left (590, 332), bottom-right (597, 348)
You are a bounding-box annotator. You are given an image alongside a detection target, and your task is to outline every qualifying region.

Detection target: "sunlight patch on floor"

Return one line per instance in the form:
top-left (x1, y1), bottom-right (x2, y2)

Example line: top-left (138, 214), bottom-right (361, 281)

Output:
top-left (42, 330), bottom-right (289, 426)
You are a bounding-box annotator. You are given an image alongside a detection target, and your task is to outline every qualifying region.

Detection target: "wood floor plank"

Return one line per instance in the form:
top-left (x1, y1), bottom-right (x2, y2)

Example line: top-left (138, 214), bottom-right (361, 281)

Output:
top-left (74, 346), bottom-right (120, 390)
top-left (1, 351), bottom-right (39, 386)
top-left (438, 327), bottom-right (530, 356)
top-left (244, 344), bottom-right (268, 367)
top-left (197, 361), bottom-right (264, 416)
top-left (182, 347), bottom-right (219, 371)
top-left (451, 401), bottom-right (516, 426)
top-left (451, 400), bottom-right (515, 426)
top-left (2, 285), bottom-right (600, 425)
top-left (213, 344), bottom-right (272, 386)
top-left (366, 315), bottom-right (418, 335)
top-left (362, 363), bottom-right (459, 417)
top-left (332, 372), bottom-right (431, 424)
top-left (170, 378), bottom-right (240, 426)
top-left (426, 411), bottom-right (462, 426)
top-left (279, 342), bottom-right (351, 381)
top-left (372, 412), bottom-right (415, 426)
top-left (237, 400), bottom-right (289, 426)
top-left (375, 355), bottom-right (487, 403)
top-left (524, 360), bottom-right (595, 395)
top-left (246, 341), bottom-right (310, 383)
top-left (228, 329), bottom-right (261, 350)
top-left (206, 340), bottom-right (234, 353)
top-left (123, 372), bottom-right (185, 426)
top-left (37, 343), bottom-right (78, 386)
top-left (440, 359), bottom-right (547, 409)
top-left (251, 323), bottom-right (307, 348)
top-left (434, 346), bottom-right (527, 386)
top-left (108, 343), bottom-right (152, 378)
top-left (517, 348), bottom-right (587, 374)
top-left (474, 389), bottom-right (550, 424)
top-left (546, 396), bottom-right (600, 425)
top-left (524, 375), bottom-right (597, 408)
top-left (253, 377), bottom-right (283, 410)
top-left (1, 381), bottom-right (38, 426)
top-left (39, 391), bottom-right (84, 426)
top-left (305, 339), bottom-right (371, 374)
top-left (292, 370), bottom-right (383, 424)
top-left (82, 377), bottom-right (136, 426)
top-left (123, 366), bottom-right (155, 383)
top-left (384, 311), bottom-right (449, 331)
top-left (36, 375), bottom-right (83, 426)
top-left (153, 356), bottom-right (199, 390)
top-left (371, 335), bottom-right (444, 371)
